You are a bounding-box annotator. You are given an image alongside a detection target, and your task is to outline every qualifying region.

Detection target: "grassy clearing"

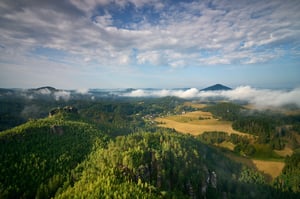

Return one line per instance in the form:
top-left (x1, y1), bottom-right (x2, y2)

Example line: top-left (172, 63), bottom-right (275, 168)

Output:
top-left (252, 159), bottom-right (285, 180)
top-left (155, 110), bottom-right (249, 136)
top-left (225, 143), bottom-right (285, 181)
top-left (155, 118), bottom-right (204, 135)
top-left (216, 141), bottom-right (235, 151)
top-left (225, 152), bottom-right (255, 168)
top-left (225, 152), bottom-right (285, 181)
top-left (156, 105), bottom-right (286, 181)
top-left (274, 146), bottom-right (294, 157)
top-left (183, 102), bottom-right (208, 109)
top-left (252, 144), bottom-right (283, 160)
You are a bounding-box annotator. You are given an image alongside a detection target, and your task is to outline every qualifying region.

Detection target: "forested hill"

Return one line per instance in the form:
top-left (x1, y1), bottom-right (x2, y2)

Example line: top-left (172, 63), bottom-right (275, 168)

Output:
top-left (55, 130), bottom-right (268, 198)
top-left (1, 100), bottom-right (300, 198)
top-left (201, 84), bottom-right (232, 91)
top-left (0, 111), bottom-right (108, 198)
top-left (0, 110), bottom-right (298, 198)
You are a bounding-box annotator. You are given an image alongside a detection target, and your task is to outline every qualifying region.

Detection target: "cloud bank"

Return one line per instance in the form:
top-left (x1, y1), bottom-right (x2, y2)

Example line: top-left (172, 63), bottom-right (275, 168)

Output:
top-left (27, 87), bottom-right (71, 101)
top-left (10, 86), bottom-right (300, 108)
top-left (123, 86), bottom-right (300, 108)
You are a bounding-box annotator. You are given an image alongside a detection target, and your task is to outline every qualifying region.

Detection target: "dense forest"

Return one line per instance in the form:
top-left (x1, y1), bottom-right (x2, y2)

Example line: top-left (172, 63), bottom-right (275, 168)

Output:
top-left (203, 103), bottom-right (300, 155)
top-left (0, 88), bottom-right (300, 198)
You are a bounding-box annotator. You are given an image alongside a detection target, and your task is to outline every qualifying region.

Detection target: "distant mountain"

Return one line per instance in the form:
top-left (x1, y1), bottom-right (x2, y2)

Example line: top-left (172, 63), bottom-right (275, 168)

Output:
top-left (201, 84), bottom-right (231, 91)
top-left (0, 88), bottom-right (15, 95)
top-left (32, 86), bottom-right (57, 92)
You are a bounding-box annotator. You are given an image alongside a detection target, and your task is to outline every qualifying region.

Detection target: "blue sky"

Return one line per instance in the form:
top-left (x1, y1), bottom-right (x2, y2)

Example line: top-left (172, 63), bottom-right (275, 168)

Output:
top-left (0, 0), bottom-right (299, 89)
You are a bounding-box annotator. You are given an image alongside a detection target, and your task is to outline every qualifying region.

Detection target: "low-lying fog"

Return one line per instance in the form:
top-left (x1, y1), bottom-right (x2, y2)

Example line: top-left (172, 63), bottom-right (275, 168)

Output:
top-left (3, 86), bottom-right (300, 109)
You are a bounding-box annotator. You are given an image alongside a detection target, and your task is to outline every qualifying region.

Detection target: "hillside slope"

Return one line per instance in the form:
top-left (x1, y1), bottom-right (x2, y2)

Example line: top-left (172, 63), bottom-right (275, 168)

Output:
top-left (1, 107), bottom-right (299, 198)
top-left (0, 114), bottom-right (107, 198)
top-left (55, 130), bottom-right (290, 198)
top-left (201, 84), bottom-right (232, 91)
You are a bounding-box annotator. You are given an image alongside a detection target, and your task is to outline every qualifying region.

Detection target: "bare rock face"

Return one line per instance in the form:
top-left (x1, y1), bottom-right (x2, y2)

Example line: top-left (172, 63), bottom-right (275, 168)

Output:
top-left (49, 108), bottom-right (60, 117)
top-left (209, 171), bottom-right (217, 189)
top-left (63, 106), bottom-right (78, 114)
top-left (50, 125), bottom-right (64, 135)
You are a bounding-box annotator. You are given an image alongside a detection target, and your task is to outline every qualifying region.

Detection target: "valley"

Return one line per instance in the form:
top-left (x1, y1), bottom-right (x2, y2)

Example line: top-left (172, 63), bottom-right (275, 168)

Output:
top-left (154, 103), bottom-right (289, 181)
top-left (0, 87), bottom-right (300, 198)
top-left (155, 109), bottom-right (250, 136)
top-left (1, 0), bottom-right (299, 197)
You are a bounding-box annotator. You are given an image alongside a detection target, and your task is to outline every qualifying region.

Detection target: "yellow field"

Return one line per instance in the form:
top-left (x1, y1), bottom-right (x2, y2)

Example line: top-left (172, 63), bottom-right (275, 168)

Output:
top-left (216, 141), bottom-right (235, 151)
top-left (252, 159), bottom-right (285, 179)
top-left (155, 110), bottom-right (249, 136)
top-left (183, 102), bottom-right (208, 109)
top-left (155, 105), bottom-right (285, 180)
top-left (274, 147), bottom-right (293, 157)
top-left (225, 153), bottom-right (285, 180)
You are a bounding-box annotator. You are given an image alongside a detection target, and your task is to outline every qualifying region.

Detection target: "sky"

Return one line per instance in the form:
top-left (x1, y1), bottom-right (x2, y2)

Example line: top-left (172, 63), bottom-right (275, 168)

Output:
top-left (0, 0), bottom-right (300, 89)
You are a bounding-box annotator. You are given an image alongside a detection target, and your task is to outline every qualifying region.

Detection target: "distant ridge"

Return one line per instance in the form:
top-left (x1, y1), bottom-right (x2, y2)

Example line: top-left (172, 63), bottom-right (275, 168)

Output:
top-left (34, 86), bottom-right (57, 91)
top-left (201, 84), bottom-right (231, 91)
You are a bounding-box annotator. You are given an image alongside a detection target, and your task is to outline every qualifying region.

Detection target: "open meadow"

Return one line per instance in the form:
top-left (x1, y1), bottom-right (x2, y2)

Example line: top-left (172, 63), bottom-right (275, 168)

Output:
top-left (155, 110), bottom-right (249, 136)
top-left (252, 159), bottom-right (285, 180)
top-left (224, 152), bottom-right (285, 181)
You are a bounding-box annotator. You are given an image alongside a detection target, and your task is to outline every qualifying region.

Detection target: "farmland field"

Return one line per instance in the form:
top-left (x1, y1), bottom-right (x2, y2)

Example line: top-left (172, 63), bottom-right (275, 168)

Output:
top-left (225, 152), bottom-right (285, 180)
top-left (274, 147), bottom-right (294, 157)
top-left (252, 159), bottom-right (285, 179)
top-left (155, 110), bottom-right (249, 136)
top-left (155, 105), bottom-right (286, 181)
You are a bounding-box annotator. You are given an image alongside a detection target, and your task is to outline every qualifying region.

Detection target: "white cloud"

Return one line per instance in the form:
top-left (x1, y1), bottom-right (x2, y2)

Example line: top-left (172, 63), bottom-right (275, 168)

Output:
top-left (94, 14), bottom-right (113, 27)
top-left (54, 90), bottom-right (71, 101)
top-left (123, 86), bottom-right (300, 108)
top-left (2, 0), bottom-right (299, 68)
top-left (69, 0), bottom-right (164, 13)
top-left (137, 51), bottom-right (162, 65)
top-left (124, 88), bottom-right (201, 98)
top-left (126, 89), bottom-right (147, 97)
top-left (169, 60), bottom-right (186, 68)
top-left (221, 86), bottom-right (300, 108)
top-left (69, 0), bottom-right (111, 13)
top-left (37, 88), bottom-right (52, 95)
top-left (76, 88), bottom-right (90, 94)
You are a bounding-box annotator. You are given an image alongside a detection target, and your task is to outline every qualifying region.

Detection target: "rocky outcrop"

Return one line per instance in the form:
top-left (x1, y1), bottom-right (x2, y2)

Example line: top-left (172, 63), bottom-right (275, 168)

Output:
top-left (50, 125), bottom-right (64, 135)
top-left (49, 106), bottom-right (78, 117)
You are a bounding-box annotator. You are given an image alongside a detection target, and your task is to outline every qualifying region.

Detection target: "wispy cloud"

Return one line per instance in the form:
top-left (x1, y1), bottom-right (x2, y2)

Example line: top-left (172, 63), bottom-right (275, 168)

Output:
top-left (0, 0), bottom-right (299, 88)
top-left (1, 0), bottom-right (299, 65)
